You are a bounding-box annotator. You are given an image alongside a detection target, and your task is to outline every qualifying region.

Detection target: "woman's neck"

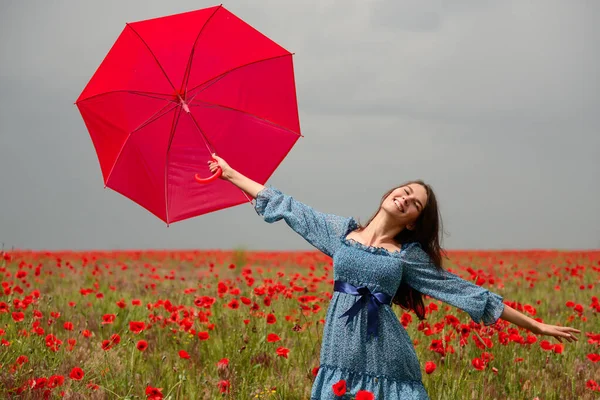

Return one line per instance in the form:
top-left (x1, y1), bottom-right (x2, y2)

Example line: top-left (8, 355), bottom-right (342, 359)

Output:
top-left (359, 212), bottom-right (405, 247)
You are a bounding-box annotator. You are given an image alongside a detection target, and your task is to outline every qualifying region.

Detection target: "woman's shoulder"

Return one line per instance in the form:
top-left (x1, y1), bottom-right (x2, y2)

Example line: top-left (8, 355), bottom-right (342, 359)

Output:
top-left (400, 242), bottom-right (431, 262)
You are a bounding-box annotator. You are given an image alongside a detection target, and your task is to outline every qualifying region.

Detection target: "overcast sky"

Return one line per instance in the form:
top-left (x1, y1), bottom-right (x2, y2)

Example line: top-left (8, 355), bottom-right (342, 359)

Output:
top-left (1, 0), bottom-right (598, 251)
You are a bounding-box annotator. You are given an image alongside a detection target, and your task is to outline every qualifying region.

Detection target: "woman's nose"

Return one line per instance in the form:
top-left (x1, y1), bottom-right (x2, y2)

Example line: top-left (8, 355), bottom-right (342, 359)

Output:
top-left (402, 197), bottom-right (408, 206)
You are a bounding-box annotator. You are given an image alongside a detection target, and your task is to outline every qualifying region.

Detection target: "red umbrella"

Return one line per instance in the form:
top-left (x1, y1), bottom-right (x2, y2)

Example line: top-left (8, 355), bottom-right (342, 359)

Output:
top-left (75, 5), bottom-right (301, 224)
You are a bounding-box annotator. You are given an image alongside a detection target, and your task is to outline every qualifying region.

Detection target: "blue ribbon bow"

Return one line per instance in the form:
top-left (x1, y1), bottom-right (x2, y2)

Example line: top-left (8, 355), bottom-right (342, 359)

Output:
top-left (334, 280), bottom-right (393, 338)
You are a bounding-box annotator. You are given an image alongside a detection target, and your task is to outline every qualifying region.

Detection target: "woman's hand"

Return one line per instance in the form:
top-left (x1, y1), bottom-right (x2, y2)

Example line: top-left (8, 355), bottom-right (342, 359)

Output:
top-left (530, 322), bottom-right (581, 344)
top-left (208, 154), bottom-right (234, 181)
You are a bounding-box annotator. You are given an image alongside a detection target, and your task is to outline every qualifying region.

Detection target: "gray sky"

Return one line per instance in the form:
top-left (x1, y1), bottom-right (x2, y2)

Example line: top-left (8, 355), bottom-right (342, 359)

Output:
top-left (1, 0), bottom-right (598, 251)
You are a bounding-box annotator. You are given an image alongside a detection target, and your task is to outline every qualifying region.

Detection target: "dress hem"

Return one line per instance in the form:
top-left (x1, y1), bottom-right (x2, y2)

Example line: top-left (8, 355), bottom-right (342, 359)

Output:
top-left (311, 364), bottom-right (430, 400)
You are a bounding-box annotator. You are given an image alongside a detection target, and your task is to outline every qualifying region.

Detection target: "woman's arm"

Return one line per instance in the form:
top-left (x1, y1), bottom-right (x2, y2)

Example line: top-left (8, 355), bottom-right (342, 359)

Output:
top-left (500, 304), bottom-right (581, 343)
top-left (401, 244), bottom-right (581, 343)
top-left (209, 154), bottom-right (353, 258)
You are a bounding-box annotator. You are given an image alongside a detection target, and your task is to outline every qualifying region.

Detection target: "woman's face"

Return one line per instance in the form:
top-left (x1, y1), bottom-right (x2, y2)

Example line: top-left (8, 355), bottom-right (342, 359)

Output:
top-left (383, 183), bottom-right (428, 229)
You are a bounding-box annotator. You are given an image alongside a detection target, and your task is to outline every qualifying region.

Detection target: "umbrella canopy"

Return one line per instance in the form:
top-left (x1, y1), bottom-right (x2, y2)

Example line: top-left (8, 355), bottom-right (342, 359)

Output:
top-left (76, 5), bottom-right (301, 224)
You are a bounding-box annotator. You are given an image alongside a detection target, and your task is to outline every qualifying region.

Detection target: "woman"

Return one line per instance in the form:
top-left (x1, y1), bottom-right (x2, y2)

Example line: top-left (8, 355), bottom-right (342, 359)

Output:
top-left (208, 155), bottom-right (581, 400)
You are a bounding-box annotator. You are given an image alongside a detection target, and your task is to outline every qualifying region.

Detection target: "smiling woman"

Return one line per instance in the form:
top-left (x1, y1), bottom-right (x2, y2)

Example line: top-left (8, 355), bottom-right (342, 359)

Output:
top-left (208, 155), bottom-right (581, 400)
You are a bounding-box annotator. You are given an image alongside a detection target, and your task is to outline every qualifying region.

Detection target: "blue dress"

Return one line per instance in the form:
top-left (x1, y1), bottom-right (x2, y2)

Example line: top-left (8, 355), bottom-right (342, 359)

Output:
top-left (254, 186), bottom-right (505, 400)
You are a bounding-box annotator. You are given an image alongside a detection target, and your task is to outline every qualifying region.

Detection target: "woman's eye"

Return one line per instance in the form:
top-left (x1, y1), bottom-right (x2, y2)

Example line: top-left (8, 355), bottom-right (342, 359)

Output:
top-left (404, 189), bottom-right (409, 195)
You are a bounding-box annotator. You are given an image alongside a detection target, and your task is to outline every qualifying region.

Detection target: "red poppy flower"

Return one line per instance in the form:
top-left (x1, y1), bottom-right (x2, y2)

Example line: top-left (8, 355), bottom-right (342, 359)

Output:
top-left (587, 353), bottom-right (600, 363)
top-left (276, 347), bottom-right (289, 358)
top-left (472, 357), bottom-right (485, 370)
top-left (332, 380), bottom-right (346, 396)
top-left (110, 334), bottom-right (121, 345)
top-left (145, 386), bottom-right (163, 400)
top-left (553, 343), bottom-right (564, 354)
top-left (218, 380), bottom-right (230, 394)
top-left (267, 333), bottom-right (281, 343)
top-left (101, 314), bottom-right (116, 325)
top-left (12, 312), bottom-right (25, 322)
top-left (129, 321), bottom-right (146, 334)
top-left (48, 375), bottom-right (65, 388)
top-left (586, 379), bottom-right (599, 392)
top-left (356, 390), bottom-right (375, 400)
top-left (137, 340), bottom-right (148, 351)
top-left (198, 331), bottom-right (209, 341)
top-left (266, 313), bottom-right (277, 324)
top-left (425, 361), bottom-right (436, 374)
top-left (540, 340), bottom-right (553, 351)
top-left (69, 367), bottom-right (84, 380)
top-left (400, 312), bottom-right (412, 327)
top-left (179, 350), bottom-right (190, 359)
top-left (227, 299), bottom-right (239, 309)
top-left (240, 296), bottom-right (252, 305)
top-left (16, 355), bottom-right (28, 365)
top-left (63, 322), bottom-right (73, 331)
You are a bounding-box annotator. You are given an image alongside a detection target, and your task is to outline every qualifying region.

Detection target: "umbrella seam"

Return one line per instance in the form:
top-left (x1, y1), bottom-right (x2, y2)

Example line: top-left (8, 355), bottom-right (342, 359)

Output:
top-left (125, 23), bottom-right (177, 93)
top-left (180, 5), bottom-right (223, 93)
top-left (188, 101), bottom-right (301, 137)
top-left (75, 90), bottom-right (173, 105)
top-left (186, 53), bottom-right (292, 96)
top-left (132, 102), bottom-right (179, 134)
top-left (164, 107), bottom-right (184, 225)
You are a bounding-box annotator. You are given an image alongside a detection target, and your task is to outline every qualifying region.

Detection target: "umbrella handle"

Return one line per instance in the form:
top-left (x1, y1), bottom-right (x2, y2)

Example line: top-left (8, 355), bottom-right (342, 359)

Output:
top-left (194, 157), bottom-right (222, 184)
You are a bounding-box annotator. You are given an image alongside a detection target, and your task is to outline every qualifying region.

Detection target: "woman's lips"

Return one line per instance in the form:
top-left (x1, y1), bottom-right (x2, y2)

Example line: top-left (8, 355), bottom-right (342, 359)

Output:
top-left (393, 198), bottom-right (404, 213)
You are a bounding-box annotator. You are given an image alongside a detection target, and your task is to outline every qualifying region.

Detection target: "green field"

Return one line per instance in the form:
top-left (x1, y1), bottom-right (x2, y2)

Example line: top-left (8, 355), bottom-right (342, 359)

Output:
top-left (0, 249), bottom-right (598, 399)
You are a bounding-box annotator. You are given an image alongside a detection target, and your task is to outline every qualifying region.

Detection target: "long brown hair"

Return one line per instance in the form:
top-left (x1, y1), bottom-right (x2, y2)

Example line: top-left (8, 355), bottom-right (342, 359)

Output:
top-left (354, 180), bottom-right (447, 321)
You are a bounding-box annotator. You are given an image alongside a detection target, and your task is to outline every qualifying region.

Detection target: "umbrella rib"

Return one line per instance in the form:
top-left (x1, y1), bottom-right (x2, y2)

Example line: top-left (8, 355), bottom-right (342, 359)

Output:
top-left (179, 5), bottom-right (223, 93)
top-left (189, 101), bottom-right (302, 137)
top-left (125, 23), bottom-right (177, 93)
top-left (105, 103), bottom-right (179, 187)
top-left (75, 90), bottom-right (174, 105)
top-left (131, 102), bottom-right (180, 134)
top-left (186, 53), bottom-right (292, 96)
top-left (164, 107), bottom-right (184, 225)
top-left (186, 109), bottom-right (218, 155)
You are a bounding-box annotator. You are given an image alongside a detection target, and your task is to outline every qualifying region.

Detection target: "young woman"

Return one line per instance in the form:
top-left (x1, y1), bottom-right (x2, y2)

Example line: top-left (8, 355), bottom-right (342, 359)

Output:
top-left (208, 155), bottom-right (581, 400)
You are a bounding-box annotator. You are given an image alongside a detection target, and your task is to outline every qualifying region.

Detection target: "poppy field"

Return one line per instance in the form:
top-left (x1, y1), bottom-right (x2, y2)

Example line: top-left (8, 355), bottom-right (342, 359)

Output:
top-left (0, 248), bottom-right (598, 399)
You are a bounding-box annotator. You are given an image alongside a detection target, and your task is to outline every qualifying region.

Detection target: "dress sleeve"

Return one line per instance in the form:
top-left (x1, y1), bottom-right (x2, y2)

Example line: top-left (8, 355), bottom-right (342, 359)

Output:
top-left (400, 244), bottom-right (505, 326)
top-left (254, 186), bottom-right (353, 257)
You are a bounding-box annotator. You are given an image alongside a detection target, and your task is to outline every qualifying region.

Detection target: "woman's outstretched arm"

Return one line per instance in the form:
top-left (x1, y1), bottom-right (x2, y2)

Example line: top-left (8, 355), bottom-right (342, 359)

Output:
top-left (209, 154), bottom-right (353, 258)
top-left (499, 304), bottom-right (581, 344)
top-left (401, 243), bottom-right (581, 344)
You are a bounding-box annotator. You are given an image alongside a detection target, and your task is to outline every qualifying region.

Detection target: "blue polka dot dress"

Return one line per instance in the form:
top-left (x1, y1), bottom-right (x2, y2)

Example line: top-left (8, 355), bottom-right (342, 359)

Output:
top-left (254, 186), bottom-right (505, 400)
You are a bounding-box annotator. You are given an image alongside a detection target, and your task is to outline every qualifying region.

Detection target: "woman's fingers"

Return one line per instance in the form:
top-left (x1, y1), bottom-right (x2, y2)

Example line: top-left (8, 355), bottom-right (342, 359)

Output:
top-left (556, 326), bottom-right (579, 342)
